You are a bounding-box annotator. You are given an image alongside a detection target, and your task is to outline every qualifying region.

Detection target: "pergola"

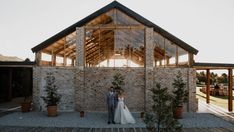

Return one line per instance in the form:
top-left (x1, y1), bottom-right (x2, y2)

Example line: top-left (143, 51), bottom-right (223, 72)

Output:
top-left (194, 62), bottom-right (234, 111)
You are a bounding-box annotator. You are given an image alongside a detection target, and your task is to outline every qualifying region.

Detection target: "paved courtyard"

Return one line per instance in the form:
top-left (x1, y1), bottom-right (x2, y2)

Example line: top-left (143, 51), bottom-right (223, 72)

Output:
top-left (0, 112), bottom-right (233, 129)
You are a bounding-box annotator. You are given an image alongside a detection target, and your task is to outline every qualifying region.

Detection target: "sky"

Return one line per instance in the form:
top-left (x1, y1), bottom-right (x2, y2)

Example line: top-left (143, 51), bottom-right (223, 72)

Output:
top-left (0, 0), bottom-right (234, 64)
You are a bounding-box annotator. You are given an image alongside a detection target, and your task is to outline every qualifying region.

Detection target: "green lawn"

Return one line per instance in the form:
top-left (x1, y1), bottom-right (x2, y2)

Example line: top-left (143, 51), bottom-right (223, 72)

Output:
top-left (196, 87), bottom-right (234, 110)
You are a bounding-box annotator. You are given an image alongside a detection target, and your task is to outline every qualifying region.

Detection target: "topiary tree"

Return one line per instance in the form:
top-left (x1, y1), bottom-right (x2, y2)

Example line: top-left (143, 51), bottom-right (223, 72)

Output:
top-left (111, 73), bottom-right (125, 91)
top-left (144, 83), bottom-right (182, 132)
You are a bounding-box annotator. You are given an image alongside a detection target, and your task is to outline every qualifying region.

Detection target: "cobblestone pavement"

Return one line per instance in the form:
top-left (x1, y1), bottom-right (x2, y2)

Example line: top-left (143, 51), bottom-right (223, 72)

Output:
top-left (0, 112), bottom-right (233, 130)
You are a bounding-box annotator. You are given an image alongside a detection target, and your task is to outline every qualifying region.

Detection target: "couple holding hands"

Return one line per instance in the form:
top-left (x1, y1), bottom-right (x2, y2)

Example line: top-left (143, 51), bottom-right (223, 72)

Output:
top-left (106, 87), bottom-right (135, 124)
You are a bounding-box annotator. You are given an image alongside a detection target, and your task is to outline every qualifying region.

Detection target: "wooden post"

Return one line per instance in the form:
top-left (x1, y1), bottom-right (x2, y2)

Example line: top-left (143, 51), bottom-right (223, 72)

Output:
top-left (51, 50), bottom-right (56, 66)
top-left (188, 53), bottom-right (194, 67)
top-left (166, 58), bottom-right (169, 66)
top-left (63, 57), bottom-right (67, 66)
top-left (35, 52), bottom-right (42, 66)
top-left (51, 54), bottom-right (56, 66)
top-left (175, 46), bottom-right (178, 66)
top-left (206, 69), bottom-right (210, 104)
top-left (71, 59), bottom-right (75, 66)
top-left (228, 69), bottom-right (233, 111)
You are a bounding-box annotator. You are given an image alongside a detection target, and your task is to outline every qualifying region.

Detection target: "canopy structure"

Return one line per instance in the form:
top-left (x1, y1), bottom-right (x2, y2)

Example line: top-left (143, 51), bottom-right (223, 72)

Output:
top-left (194, 62), bottom-right (234, 111)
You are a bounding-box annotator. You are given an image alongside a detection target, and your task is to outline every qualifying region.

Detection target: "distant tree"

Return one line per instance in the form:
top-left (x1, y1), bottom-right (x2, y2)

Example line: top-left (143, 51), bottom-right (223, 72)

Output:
top-left (221, 73), bottom-right (228, 84)
top-left (210, 72), bottom-right (218, 85)
top-left (196, 71), bottom-right (206, 84)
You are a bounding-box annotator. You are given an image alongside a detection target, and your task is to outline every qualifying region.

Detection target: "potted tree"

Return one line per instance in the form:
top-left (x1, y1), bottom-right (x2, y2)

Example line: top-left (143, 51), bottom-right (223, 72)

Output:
top-left (41, 72), bottom-right (61, 117)
top-left (144, 83), bottom-right (182, 132)
top-left (172, 71), bottom-right (188, 119)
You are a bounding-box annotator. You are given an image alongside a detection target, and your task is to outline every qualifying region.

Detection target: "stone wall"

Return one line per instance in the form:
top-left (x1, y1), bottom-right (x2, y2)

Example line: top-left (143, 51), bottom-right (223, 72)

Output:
top-left (33, 67), bottom-right (76, 112)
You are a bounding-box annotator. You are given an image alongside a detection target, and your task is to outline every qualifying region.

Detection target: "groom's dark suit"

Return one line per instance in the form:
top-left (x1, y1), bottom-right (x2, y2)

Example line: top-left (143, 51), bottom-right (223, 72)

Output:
top-left (107, 91), bottom-right (118, 123)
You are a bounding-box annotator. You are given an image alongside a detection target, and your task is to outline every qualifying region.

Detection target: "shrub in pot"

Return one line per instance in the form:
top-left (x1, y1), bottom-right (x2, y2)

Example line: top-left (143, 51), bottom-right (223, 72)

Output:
top-left (172, 72), bottom-right (188, 119)
top-left (41, 72), bottom-right (61, 117)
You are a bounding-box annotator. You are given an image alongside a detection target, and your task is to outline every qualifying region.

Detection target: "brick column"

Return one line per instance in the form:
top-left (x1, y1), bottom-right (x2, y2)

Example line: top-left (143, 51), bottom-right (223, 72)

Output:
top-left (145, 27), bottom-right (154, 111)
top-left (75, 27), bottom-right (85, 111)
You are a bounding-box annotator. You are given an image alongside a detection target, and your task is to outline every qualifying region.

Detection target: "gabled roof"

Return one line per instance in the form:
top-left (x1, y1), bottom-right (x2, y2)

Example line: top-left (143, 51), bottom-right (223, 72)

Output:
top-left (31, 1), bottom-right (198, 55)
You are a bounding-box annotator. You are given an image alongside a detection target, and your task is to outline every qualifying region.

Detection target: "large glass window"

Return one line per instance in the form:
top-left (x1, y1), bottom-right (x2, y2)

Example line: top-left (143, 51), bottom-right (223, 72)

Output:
top-left (86, 9), bottom-right (142, 26)
top-left (85, 28), bottom-right (144, 67)
top-left (153, 32), bottom-right (189, 67)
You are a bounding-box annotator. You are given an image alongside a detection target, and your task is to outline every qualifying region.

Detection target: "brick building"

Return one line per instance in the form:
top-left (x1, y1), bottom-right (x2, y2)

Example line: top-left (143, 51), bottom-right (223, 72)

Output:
top-left (31, 1), bottom-right (200, 112)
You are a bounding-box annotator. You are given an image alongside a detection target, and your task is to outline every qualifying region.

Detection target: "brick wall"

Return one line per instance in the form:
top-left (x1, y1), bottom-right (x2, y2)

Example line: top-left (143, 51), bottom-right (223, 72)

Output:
top-left (33, 67), bottom-right (197, 112)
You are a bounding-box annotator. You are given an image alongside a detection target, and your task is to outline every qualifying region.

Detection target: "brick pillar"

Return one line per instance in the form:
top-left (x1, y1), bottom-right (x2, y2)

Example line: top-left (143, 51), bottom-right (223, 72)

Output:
top-left (145, 28), bottom-right (154, 111)
top-left (75, 27), bottom-right (85, 111)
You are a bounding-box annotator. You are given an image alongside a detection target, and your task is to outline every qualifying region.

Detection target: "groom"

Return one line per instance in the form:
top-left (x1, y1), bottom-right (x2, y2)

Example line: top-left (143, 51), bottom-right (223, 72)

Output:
top-left (106, 86), bottom-right (118, 124)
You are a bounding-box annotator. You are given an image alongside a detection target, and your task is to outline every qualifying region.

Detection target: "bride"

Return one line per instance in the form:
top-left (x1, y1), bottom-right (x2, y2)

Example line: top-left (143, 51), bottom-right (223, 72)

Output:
top-left (114, 90), bottom-right (136, 124)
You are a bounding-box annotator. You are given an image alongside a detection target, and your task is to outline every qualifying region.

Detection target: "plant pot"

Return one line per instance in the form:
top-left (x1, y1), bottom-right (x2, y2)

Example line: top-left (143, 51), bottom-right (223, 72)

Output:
top-left (21, 102), bottom-right (31, 112)
top-left (47, 106), bottom-right (57, 117)
top-left (140, 111), bottom-right (145, 118)
top-left (80, 111), bottom-right (84, 117)
top-left (173, 106), bottom-right (183, 119)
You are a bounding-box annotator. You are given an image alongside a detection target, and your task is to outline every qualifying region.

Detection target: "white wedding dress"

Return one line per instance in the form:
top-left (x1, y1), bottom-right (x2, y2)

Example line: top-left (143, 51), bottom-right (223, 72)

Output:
top-left (114, 97), bottom-right (136, 124)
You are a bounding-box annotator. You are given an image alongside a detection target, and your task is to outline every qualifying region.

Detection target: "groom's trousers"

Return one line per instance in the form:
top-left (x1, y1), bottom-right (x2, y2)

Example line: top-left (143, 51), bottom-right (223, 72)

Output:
top-left (108, 106), bottom-right (115, 122)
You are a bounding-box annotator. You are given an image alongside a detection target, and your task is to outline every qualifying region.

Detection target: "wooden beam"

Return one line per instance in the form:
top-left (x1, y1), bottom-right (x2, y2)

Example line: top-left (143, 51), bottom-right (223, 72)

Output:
top-left (228, 69), bottom-right (233, 111)
top-left (85, 25), bottom-right (145, 30)
top-left (206, 69), bottom-right (210, 104)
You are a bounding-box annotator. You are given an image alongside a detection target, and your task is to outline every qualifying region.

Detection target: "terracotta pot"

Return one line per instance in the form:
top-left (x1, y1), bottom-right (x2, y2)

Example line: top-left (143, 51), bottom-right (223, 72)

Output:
top-left (21, 102), bottom-right (31, 112)
top-left (47, 106), bottom-right (57, 117)
top-left (173, 106), bottom-right (183, 119)
top-left (140, 112), bottom-right (145, 118)
top-left (80, 111), bottom-right (84, 117)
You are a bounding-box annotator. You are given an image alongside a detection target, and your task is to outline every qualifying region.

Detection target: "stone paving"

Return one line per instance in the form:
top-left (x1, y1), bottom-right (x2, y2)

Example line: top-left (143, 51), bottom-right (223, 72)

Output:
top-left (0, 112), bottom-right (233, 129)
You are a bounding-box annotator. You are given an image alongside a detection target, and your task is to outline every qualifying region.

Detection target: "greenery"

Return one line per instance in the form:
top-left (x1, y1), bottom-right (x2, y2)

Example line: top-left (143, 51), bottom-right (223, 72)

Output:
top-left (196, 71), bottom-right (228, 85)
top-left (111, 73), bottom-right (125, 91)
top-left (172, 72), bottom-right (188, 107)
top-left (41, 72), bottom-right (61, 106)
top-left (144, 83), bottom-right (182, 132)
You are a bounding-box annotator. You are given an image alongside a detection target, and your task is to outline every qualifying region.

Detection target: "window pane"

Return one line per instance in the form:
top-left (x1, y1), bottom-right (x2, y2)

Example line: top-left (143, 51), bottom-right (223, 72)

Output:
top-left (115, 9), bottom-right (142, 25)
top-left (178, 47), bottom-right (188, 65)
top-left (85, 29), bottom-right (100, 67)
top-left (153, 32), bottom-right (165, 67)
top-left (130, 29), bottom-right (145, 67)
top-left (165, 39), bottom-right (176, 66)
top-left (86, 9), bottom-right (115, 26)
